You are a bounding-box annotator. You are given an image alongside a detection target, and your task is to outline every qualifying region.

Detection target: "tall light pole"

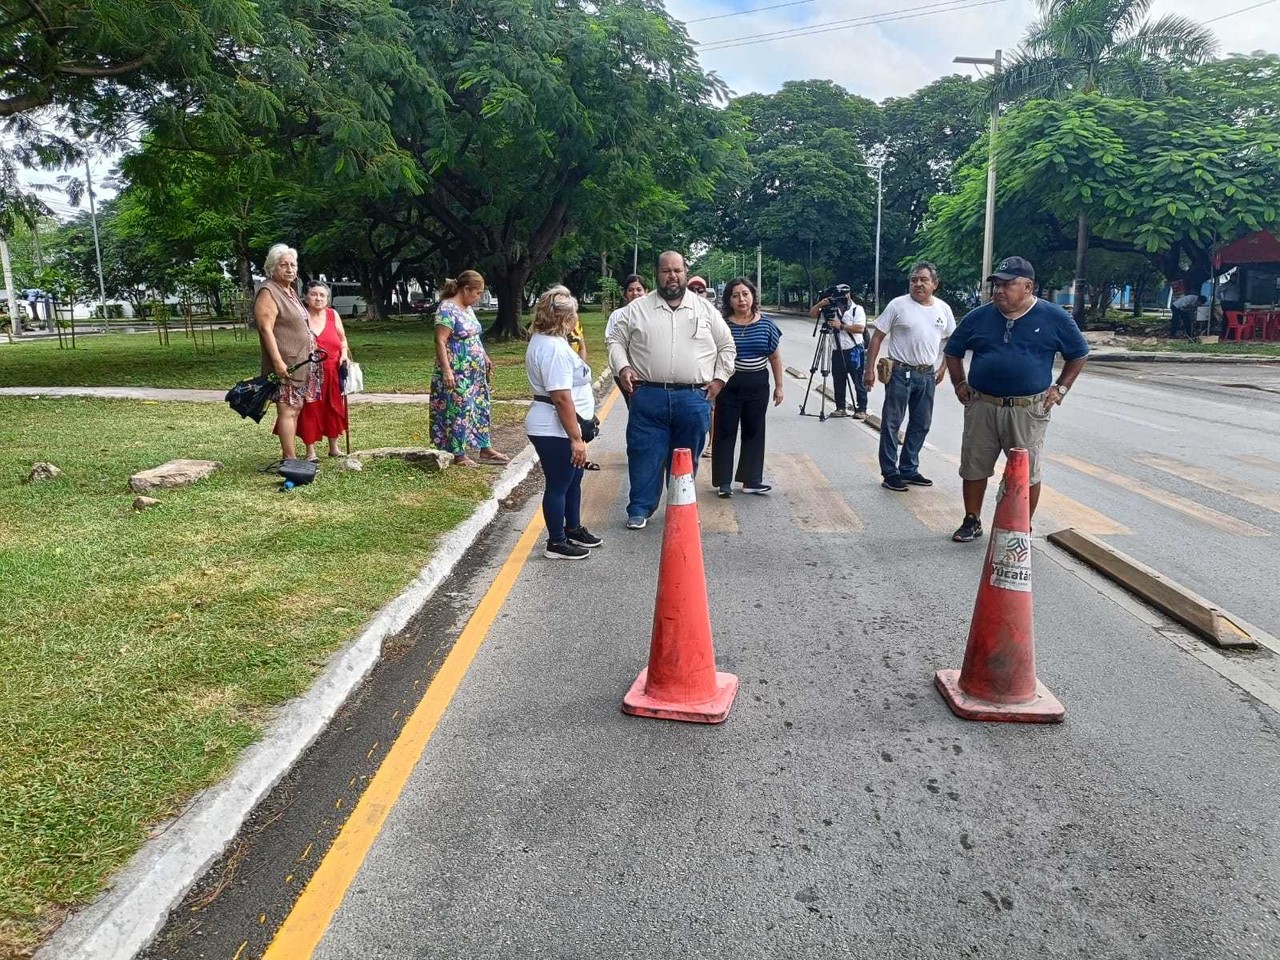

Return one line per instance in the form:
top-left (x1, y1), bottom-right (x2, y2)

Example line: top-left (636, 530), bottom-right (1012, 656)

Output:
top-left (633, 224), bottom-right (639, 275)
top-left (85, 154), bottom-right (108, 322)
top-left (955, 50), bottom-right (1002, 298)
top-left (852, 161), bottom-right (884, 315)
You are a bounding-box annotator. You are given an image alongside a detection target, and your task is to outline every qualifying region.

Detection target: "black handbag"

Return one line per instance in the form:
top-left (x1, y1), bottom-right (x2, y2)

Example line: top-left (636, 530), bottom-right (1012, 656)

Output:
top-left (533, 395), bottom-right (599, 443)
top-left (278, 459), bottom-right (318, 485)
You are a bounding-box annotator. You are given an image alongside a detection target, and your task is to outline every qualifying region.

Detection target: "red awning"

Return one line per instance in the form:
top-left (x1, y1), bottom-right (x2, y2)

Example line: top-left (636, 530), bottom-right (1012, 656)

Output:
top-left (1215, 231), bottom-right (1280, 268)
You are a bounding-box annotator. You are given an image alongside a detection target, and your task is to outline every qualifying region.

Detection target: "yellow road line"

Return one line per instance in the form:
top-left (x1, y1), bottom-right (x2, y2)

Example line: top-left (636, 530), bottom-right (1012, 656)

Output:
top-left (262, 386), bottom-right (623, 958)
top-left (770, 453), bottom-right (863, 533)
top-left (1051, 454), bottom-right (1269, 538)
top-left (1134, 452), bottom-right (1280, 514)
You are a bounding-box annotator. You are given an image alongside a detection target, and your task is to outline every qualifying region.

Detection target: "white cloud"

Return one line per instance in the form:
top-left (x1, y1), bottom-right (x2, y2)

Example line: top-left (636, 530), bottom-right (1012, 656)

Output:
top-left (668, 0), bottom-right (1280, 102)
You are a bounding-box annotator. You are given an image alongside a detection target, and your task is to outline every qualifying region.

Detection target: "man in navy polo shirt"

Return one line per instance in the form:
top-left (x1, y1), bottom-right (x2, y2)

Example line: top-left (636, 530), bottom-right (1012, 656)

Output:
top-left (943, 256), bottom-right (1089, 543)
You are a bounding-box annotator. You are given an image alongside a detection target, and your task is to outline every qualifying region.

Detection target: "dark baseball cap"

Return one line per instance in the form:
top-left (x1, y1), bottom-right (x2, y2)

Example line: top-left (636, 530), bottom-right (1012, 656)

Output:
top-left (987, 256), bottom-right (1035, 281)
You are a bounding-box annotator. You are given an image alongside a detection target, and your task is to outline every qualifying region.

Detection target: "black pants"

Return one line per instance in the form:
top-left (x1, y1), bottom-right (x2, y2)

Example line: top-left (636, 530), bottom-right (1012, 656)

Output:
top-left (832, 346), bottom-right (867, 412)
top-left (712, 368), bottom-right (770, 488)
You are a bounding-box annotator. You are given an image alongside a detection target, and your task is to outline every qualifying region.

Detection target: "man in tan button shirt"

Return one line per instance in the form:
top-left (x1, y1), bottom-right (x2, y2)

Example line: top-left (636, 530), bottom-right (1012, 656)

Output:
top-left (606, 251), bottom-right (736, 528)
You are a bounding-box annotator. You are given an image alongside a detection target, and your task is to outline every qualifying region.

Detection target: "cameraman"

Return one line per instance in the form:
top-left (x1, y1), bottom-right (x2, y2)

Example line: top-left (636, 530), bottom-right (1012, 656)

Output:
top-left (808, 290), bottom-right (867, 418)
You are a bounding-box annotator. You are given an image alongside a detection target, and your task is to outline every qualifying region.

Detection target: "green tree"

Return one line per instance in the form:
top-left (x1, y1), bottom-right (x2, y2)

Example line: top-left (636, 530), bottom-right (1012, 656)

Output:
top-left (393, 0), bottom-right (732, 338)
top-left (992, 0), bottom-right (1218, 324)
top-left (917, 87), bottom-right (1280, 302)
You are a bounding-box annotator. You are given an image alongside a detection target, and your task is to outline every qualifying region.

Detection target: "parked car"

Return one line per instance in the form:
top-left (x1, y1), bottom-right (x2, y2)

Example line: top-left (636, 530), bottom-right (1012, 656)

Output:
top-left (328, 281), bottom-right (368, 317)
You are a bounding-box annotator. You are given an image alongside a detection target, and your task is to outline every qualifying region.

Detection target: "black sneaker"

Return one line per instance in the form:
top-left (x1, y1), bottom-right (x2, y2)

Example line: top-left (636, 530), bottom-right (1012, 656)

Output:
top-left (545, 539), bottom-right (590, 560)
top-left (565, 526), bottom-right (603, 548)
top-left (902, 474), bottom-right (933, 487)
top-left (952, 514), bottom-right (984, 542)
top-left (717, 485), bottom-right (732, 498)
top-left (881, 475), bottom-right (909, 492)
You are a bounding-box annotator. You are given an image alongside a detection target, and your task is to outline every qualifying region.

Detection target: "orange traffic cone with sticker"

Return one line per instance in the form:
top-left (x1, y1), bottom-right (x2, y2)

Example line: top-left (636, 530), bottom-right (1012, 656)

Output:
top-left (935, 447), bottom-right (1064, 723)
top-left (622, 447), bottom-right (739, 723)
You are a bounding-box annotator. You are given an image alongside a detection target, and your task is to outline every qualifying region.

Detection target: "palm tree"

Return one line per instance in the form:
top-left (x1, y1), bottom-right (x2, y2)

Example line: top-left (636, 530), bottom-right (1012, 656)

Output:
top-left (991, 0), bottom-right (1218, 325)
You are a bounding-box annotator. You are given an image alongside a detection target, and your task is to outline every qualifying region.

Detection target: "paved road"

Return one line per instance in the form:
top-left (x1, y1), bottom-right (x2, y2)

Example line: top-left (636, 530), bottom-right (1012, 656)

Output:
top-left (770, 314), bottom-right (1280, 640)
top-left (141, 342), bottom-right (1280, 960)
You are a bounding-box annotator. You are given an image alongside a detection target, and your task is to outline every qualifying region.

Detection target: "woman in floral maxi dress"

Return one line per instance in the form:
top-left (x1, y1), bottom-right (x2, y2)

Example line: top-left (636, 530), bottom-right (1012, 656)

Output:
top-left (430, 270), bottom-right (510, 467)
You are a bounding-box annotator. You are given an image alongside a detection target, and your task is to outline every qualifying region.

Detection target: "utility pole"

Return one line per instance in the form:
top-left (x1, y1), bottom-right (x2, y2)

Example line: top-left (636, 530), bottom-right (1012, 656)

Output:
top-left (85, 155), bottom-right (108, 323)
top-left (756, 243), bottom-right (762, 294)
top-left (633, 225), bottom-right (639, 275)
top-left (955, 50), bottom-right (1002, 299)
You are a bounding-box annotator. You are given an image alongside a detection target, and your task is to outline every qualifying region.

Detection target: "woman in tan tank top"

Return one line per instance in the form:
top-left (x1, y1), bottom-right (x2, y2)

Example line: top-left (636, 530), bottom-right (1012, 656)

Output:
top-left (255, 243), bottom-right (319, 461)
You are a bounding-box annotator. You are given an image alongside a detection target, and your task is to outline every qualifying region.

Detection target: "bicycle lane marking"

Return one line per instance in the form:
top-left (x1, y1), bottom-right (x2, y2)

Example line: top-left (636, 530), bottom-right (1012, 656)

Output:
top-left (262, 387), bottom-right (622, 959)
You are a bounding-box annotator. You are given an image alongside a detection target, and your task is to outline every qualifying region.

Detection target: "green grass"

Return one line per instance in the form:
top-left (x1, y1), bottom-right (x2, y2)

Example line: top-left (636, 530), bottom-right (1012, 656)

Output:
top-left (0, 313), bottom-right (609, 399)
top-left (1126, 340), bottom-right (1280, 356)
top-left (0, 397), bottom-right (527, 952)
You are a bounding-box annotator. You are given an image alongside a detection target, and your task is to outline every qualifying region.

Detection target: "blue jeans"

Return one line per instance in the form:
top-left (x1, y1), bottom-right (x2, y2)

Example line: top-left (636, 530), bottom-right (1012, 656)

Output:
top-left (878, 365), bottom-right (935, 479)
top-left (626, 385), bottom-right (712, 518)
top-left (528, 434), bottom-right (583, 542)
top-left (832, 346), bottom-right (867, 412)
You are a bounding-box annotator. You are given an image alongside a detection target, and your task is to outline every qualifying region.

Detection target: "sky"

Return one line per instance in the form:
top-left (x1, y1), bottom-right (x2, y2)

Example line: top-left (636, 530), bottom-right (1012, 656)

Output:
top-left (664, 0), bottom-right (1279, 103)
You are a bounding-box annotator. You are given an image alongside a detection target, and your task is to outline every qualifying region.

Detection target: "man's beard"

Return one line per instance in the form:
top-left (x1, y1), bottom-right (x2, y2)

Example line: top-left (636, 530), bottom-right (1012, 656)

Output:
top-left (661, 281), bottom-right (686, 300)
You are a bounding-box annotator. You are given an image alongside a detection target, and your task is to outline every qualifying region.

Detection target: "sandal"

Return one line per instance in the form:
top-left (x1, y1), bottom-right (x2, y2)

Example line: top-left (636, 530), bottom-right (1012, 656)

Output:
top-left (584, 461), bottom-right (601, 471)
top-left (477, 450), bottom-right (510, 464)
top-left (454, 456), bottom-right (481, 468)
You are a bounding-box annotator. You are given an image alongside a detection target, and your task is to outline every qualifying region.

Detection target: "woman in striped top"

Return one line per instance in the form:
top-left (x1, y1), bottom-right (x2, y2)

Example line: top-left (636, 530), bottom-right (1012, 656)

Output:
top-left (711, 277), bottom-right (784, 497)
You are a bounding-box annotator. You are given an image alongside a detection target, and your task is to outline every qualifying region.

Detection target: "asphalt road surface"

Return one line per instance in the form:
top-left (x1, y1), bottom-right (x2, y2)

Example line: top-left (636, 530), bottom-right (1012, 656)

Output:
top-left (142, 325), bottom-right (1280, 960)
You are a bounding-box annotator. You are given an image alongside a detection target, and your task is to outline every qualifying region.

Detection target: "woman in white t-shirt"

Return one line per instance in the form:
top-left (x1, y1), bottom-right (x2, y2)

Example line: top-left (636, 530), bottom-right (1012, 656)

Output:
top-left (525, 286), bottom-right (604, 560)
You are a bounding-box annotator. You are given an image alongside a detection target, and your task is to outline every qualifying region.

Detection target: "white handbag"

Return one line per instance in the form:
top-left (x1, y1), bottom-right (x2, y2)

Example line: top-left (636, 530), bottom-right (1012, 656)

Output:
top-left (342, 360), bottom-right (364, 395)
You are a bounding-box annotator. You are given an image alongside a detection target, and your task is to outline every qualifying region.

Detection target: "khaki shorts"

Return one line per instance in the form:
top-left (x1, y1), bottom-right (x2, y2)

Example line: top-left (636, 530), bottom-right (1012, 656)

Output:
top-left (960, 391), bottom-right (1052, 484)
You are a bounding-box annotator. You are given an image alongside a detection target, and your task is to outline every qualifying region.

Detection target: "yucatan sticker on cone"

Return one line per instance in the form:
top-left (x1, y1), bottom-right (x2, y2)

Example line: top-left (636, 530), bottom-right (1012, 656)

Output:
top-left (989, 527), bottom-right (1032, 592)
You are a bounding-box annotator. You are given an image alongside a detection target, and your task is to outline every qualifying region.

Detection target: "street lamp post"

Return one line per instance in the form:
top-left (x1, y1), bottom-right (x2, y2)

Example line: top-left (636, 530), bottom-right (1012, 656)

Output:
top-left (955, 50), bottom-right (1002, 298)
top-left (851, 161), bottom-right (883, 315)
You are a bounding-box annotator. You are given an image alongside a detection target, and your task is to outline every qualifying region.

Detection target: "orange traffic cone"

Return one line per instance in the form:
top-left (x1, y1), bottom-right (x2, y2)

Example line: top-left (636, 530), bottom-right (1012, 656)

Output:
top-left (622, 447), bottom-right (739, 723)
top-left (935, 447), bottom-right (1064, 723)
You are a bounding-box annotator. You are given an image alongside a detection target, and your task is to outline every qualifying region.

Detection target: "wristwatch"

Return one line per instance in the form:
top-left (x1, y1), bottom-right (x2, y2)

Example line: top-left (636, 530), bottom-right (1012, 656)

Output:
top-left (1052, 383), bottom-right (1069, 396)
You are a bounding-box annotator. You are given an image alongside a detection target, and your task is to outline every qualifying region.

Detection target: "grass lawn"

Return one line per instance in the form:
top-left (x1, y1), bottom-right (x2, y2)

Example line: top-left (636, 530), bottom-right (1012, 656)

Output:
top-left (1126, 340), bottom-right (1280, 357)
top-left (0, 311), bottom-right (610, 399)
top-left (0, 396), bottom-right (527, 953)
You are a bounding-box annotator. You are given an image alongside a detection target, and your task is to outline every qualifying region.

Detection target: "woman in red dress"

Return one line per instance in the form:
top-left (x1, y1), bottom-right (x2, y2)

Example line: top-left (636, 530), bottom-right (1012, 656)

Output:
top-left (298, 281), bottom-right (353, 461)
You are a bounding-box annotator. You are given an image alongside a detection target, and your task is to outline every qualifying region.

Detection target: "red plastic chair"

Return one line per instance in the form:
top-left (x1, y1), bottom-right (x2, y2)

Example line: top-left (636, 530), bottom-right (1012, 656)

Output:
top-left (1264, 311), bottom-right (1280, 342)
top-left (1246, 311), bottom-right (1269, 341)
top-left (1223, 310), bottom-right (1254, 341)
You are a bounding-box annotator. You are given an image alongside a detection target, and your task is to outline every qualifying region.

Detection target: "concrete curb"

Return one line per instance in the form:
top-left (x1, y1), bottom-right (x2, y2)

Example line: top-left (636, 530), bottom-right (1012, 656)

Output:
top-left (1087, 352), bottom-right (1280, 364)
top-left (35, 450), bottom-right (539, 960)
top-left (1046, 528), bottom-right (1270, 651)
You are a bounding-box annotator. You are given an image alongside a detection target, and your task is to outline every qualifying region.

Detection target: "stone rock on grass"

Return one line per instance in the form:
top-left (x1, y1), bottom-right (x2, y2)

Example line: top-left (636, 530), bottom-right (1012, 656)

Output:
top-left (129, 459), bottom-right (223, 493)
top-left (357, 448), bottom-right (453, 473)
top-left (133, 496), bottom-right (161, 511)
top-left (27, 462), bottom-right (63, 483)
top-left (339, 457), bottom-right (363, 472)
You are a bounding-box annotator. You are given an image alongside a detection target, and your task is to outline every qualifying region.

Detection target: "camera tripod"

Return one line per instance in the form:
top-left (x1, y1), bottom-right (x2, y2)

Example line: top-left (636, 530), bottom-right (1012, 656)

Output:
top-left (799, 315), bottom-right (861, 421)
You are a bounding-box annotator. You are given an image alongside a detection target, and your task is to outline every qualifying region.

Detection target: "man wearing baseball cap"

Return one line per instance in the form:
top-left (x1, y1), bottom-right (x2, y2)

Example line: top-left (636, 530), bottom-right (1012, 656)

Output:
top-left (942, 256), bottom-right (1090, 543)
top-left (687, 276), bottom-right (712, 299)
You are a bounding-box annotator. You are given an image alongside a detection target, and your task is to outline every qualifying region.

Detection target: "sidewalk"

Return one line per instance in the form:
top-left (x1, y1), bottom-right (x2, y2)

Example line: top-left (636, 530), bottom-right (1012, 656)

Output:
top-left (0, 385), bottom-right (534, 404)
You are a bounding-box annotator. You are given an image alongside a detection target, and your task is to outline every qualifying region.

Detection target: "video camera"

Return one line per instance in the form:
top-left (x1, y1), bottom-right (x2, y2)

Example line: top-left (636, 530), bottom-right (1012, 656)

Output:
top-left (817, 283), bottom-right (852, 321)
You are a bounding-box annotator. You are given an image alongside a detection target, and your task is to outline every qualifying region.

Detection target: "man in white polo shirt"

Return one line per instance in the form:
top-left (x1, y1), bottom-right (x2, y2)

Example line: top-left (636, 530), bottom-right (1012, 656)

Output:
top-left (863, 261), bottom-right (956, 492)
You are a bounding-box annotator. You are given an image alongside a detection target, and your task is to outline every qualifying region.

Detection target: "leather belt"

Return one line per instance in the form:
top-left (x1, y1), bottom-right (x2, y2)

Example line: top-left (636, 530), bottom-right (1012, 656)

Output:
top-left (634, 381), bottom-right (706, 391)
top-left (976, 390), bottom-right (1045, 408)
top-left (891, 361), bottom-right (935, 372)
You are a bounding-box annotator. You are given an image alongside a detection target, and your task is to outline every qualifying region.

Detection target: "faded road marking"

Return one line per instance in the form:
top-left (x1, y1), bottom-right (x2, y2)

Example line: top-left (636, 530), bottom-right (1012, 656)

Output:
top-left (770, 453), bottom-right (863, 533)
top-left (1052, 455), bottom-right (1268, 538)
top-left (1134, 452), bottom-right (1280, 514)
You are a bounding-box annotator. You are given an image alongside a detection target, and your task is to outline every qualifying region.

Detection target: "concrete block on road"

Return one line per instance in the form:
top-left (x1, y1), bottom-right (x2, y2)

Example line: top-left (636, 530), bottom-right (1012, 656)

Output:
top-left (1047, 528), bottom-right (1259, 650)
